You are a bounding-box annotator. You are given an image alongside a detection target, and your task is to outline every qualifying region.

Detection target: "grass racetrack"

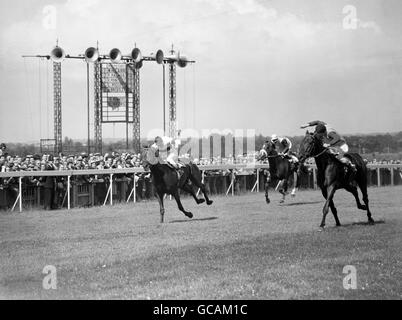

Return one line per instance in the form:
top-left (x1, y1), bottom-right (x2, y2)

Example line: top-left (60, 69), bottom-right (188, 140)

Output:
top-left (1, 186), bottom-right (401, 300)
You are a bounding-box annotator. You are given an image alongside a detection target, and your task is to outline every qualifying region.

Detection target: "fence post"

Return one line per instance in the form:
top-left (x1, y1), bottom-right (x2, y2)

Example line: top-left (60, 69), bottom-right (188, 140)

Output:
top-left (232, 170), bottom-right (235, 196)
top-left (110, 174), bottom-right (113, 206)
top-left (257, 168), bottom-right (260, 193)
top-left (133, 174), bottom-right (137, 203)
top-left (19, 177), bottom-right (22, 213)
top-left (390, 167), bottom-right (394, 186)
top-left (67, 175), bottom-right (71, 210)
top-left (377, 167), bottom-right (381, 187)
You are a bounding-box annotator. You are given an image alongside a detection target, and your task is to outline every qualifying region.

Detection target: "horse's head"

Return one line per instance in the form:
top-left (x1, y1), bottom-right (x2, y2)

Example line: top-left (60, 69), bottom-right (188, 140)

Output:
top-left (257, 140), bottom-right (277, 161)
top-left (298, 131), bottom-right (321, 163)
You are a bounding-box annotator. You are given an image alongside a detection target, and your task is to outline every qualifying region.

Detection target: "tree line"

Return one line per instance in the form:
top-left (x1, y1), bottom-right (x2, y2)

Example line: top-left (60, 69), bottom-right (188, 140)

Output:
top-left (3, 131), bottom-right (402, 160)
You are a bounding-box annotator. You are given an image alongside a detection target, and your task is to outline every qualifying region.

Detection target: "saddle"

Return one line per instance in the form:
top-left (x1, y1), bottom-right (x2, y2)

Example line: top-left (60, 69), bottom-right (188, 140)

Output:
top-left (329, 153), bottom-right (357, 186)
top-left (166, 162), bottom-right (189, 186)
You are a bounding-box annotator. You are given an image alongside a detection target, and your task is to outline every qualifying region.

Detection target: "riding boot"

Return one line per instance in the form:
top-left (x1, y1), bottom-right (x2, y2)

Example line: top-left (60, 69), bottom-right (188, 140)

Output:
top-left (346, 163), bottom-right (357, 187)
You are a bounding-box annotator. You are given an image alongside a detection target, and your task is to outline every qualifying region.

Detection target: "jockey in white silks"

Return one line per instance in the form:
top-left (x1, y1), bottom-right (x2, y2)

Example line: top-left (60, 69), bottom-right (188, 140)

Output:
top-left (151, 136), bottom-right (182, 168)
top-left (271, 134), bottom-right (299, 164)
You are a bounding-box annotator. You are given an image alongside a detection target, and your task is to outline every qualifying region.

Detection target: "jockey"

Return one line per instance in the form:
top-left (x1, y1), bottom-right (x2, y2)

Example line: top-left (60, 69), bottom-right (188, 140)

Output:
top-left (151, 136), bottom-right (181, 169)
top-left (300, 120), bottom-right (356, 172)
top-left (270, 134), bottom-right (299, 164)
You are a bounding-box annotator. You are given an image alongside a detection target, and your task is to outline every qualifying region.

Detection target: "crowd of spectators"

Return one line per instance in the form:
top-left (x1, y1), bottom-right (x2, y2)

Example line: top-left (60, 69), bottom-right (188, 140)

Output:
top-left (367, 159), bottom-right (402, 165)
top-left (1, 141), bottom-right (401, 211)
top-left (1, 151), bottom-right (143, 173)
top-left (0, 143), bottom-right (263, 173)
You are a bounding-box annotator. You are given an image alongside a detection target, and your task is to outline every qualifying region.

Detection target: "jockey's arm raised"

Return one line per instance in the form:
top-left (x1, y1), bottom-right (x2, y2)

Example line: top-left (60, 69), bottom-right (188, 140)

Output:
top-left (300, 120), bottom-right (327, 129)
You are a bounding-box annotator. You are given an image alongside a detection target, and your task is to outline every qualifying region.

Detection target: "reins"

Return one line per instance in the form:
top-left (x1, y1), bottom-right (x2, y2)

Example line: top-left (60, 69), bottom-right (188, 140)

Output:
top-left (310, 148), bottom-right (328, 158)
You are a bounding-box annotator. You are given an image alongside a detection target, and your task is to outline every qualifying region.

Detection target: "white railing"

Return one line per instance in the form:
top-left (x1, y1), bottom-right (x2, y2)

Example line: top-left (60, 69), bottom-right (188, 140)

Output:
top-left (0, 163), bottom-right (401, 212)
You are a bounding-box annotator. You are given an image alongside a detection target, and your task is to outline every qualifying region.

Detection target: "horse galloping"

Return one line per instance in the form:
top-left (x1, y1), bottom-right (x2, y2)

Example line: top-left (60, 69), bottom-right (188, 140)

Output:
top-left (141, 147), bottom-right (213, 223)
top-left (258, 141), bottom-right (300, 204)
top-left (298, 131), bottom-right (374, 229)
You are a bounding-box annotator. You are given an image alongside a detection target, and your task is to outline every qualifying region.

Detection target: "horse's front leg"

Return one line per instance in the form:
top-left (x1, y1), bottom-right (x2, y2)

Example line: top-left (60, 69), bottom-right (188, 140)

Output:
top-left (264, 178), bottom-right (270, 204)
top-left (321, 184), bottom-right (337, 228)
top-left (155, 190), bottom-right (165, 223)
top-left (279, 180), bottom-right (288, 204)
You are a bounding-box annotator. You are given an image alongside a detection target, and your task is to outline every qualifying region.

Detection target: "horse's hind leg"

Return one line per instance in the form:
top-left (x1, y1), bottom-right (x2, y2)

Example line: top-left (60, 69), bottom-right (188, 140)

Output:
top-left (182, 184), bottom-right (205, 205)
top-left (173, 191), bottom-right (193, 219)
top-left (291, 171), bottom-right (299, 197)
top-left (190, 173), bottom-right (213, 206)
top-left (358, 181), bottom-right (374, 224)
top-left (344, 185), bottom-right (367, 210)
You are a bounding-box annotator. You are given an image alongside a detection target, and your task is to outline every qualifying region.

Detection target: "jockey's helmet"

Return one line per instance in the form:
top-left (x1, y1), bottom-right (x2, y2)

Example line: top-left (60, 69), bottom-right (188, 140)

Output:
top-left (271, 134), bottom-right (279, 143)
top-left (315, 124), bottom-right (327, 135)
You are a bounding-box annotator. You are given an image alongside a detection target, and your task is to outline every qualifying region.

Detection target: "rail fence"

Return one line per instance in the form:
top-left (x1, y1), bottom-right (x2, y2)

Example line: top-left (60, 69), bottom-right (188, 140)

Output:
top-left (0, 164), bottom-right (401, 212)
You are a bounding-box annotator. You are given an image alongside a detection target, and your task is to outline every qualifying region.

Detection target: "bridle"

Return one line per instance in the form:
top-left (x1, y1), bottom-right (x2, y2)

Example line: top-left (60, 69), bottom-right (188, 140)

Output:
top-left (302, 134), bottom-right (328, 160)
top-left (259, 149), bottom-right (280, 159)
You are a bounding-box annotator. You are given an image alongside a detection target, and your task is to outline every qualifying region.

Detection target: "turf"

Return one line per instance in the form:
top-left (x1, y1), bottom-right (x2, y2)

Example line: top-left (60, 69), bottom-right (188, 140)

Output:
top-left (0, 186), bottom-right (401, 300)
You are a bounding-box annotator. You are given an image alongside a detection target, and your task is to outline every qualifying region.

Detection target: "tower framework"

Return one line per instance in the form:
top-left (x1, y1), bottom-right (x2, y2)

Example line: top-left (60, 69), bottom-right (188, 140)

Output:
top-left (168, 62), bottom-right (177, 138)
top-left (53, 62), bottom-right (62, 154)
top-left (94, 62), bottom-right (102, 153)
top-left (133, 67), bottom-right (141, 153)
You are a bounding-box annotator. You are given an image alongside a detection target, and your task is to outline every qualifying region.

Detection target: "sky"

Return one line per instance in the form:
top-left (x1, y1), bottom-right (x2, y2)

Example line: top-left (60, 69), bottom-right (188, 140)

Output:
top-left (0, 0), bottom-right (401, 143)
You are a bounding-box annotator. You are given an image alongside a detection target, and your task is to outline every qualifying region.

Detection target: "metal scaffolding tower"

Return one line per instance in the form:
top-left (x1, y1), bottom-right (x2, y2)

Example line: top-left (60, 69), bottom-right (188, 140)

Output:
top-left (168, 57), bottom-right (177, 138)
top-left (94, 62), bottom-right (102, 153)
top-left (133, 67), bottom-right (141, 153)
top-left (53, 62), bottom-right (62, 154)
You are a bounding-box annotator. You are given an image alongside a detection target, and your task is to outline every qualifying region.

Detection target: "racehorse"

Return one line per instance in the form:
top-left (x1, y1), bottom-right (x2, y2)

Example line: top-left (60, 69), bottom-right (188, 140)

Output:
top-left (258, 141), bottom-right (300, 204)
top-left (298, 131), bottom-right (374, 229)
top-left (141, 147), bottom-right (213, 223)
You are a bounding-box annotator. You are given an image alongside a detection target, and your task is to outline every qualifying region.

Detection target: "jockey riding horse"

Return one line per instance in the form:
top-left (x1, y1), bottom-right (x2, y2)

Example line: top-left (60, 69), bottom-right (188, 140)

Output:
top-left (258, 135), bottom-right (300, 204)
top-left (300, 120), bottom-right (357, 185)
top-left (298, 121), bottom-right (374, 228)
top-left (142, 138), bottom-right (213, 223)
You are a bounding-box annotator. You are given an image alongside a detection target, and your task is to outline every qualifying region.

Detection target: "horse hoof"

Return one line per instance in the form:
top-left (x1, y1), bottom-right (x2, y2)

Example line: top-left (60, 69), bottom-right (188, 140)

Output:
top-left (197, 199), bottom-right (206, 205)
top-left (368, 218), bottom-right (375, 224)
top-left (206, 200), bottom-right (213, 206)
top-left (266, 199), bottom-right (270, 204)
top-left (279, 199), bottom-right (285, 204)
top-left (291, 193), bottom-right (296, 198)
top-left (186, 212), bottom-right (193, 219)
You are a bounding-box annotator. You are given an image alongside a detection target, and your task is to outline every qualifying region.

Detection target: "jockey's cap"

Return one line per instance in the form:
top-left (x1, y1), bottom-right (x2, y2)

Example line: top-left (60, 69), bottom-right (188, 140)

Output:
top-left (271, 134), bottom-right (279, 142)
top-left (315, 124), bottom-right (327, 134)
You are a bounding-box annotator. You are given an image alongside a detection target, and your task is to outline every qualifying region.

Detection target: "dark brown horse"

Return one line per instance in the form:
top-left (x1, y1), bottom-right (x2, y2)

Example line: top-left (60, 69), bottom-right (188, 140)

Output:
top-left (258, 141), bottom-right (300, 204)
top-left (141, 147), bottom-right (213, 223)
top-left (298, 132), bottom-right (374, 229)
